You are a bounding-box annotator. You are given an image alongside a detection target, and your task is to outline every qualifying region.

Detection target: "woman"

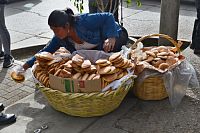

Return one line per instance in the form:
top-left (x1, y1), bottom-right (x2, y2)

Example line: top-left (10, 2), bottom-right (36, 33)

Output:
top-left (22, 8), bottom-right (128, 70)
top-left (0, 0), bottom-right (14, 68)
top-left (191, 0), bottom-right (200, 54)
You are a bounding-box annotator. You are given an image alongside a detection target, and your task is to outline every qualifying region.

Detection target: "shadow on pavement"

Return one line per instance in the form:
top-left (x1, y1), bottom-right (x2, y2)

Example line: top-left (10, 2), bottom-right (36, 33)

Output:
top-left (0, 62), bottom-right (9, 84)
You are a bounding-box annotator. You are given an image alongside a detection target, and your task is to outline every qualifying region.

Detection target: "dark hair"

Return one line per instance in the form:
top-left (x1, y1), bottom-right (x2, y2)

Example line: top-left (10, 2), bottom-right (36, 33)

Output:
top-left (48, 8), bottom-right (75, 27)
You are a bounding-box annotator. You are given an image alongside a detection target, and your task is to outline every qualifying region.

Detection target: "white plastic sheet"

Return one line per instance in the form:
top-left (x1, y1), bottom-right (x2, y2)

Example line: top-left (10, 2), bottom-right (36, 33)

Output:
top-left (164, 60), bottom-right (199, 107)
top-left (136, 60), bottom-right (199, 107)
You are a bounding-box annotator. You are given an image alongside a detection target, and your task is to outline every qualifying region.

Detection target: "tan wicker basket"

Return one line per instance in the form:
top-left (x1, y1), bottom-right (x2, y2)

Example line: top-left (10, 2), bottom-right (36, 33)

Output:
top-left (132, 34), bottom-right (180, 100)
top-left (36, 75), bottom-right (135, 117)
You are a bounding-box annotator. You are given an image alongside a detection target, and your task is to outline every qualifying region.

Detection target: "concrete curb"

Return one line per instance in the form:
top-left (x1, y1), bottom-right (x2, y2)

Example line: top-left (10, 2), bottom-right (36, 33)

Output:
top-left (11, 44), bottom-right (46, 59)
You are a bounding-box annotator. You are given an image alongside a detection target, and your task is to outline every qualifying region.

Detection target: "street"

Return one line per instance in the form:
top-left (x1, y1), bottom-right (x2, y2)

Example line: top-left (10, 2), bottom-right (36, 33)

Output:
top-left (0, 0), bottom-right (200, 133)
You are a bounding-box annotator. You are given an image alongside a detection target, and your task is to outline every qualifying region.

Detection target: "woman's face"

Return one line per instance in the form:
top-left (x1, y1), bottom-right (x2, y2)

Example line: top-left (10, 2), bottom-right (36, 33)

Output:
top-left (50, 26), bottom-right (69, 39)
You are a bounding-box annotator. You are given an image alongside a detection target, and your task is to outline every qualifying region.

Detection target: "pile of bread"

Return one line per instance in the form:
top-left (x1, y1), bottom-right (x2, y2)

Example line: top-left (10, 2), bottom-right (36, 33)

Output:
top-left (33, 49), bottom-right (135, 89)
top-left (33, 47), bottom-right (70, 87)
top-left (130, 46), bottom-right (185, 73)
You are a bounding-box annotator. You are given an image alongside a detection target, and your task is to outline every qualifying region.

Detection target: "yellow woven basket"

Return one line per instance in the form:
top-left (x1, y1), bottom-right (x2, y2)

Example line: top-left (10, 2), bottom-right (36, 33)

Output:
top-left (133, 75), bottom-right (167, 100)
top-left (132, 34), bottom-right (180, 100)
top-left (36, 75), bottom-right (134, 117)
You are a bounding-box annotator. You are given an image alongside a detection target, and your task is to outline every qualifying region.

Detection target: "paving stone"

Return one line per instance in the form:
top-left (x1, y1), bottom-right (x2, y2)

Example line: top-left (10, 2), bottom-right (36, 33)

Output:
top-left (3, 89), bottom-right (23, 99)
top-left (0, 89), bottom-right (9, 97)
top-left (15, 91), bottom-right (32, 100)
top-left (3, 91), bottom-right (32, 107)
top-left (6, 83), bottom-right (24, 93)
top-left (22, 80), bottom-right (37, 88)
top-left (0, 97), bottom-right (7, 103)
top-left (1, 78), bottom-right (13, 85)
top-left (19, 86), bottom-right (36, 93)
top-left (6, 79), bottom-right (20, 87)
top-left (0, 84), bottom-right (10, 90)
top-left (3, 97), bottom-right (20, 107)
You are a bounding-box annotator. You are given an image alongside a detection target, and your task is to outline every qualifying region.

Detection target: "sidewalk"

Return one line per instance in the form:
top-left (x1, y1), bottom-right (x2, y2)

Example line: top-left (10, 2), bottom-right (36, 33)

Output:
top-left (0, 0), bottom-right (200, 132)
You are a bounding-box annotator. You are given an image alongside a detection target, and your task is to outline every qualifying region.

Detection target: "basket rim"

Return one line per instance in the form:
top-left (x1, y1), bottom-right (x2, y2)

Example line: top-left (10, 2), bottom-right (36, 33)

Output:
top-left (131, 33), bottom-right (181, 54)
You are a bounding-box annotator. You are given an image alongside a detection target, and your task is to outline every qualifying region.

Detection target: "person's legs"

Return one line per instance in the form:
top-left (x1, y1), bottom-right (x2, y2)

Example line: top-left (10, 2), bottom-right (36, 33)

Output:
top-left (191, 0), bottom-right (200, 54)
top-left (111, 27), bottom-right (128, 52)
top-left (0, 4), bottom-right (14, 67)
top-left (111, 0), bottom-right (119, 23)
top-left (103, 0), bottom-right (119, 23)
top-left (0, 5), bottom-right (4, 59)
top-left (88, 0), bottom-right (98, 13)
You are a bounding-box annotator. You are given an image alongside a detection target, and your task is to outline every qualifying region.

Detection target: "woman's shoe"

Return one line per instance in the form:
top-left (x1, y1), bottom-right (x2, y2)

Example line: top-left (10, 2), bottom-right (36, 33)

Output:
top-left (0, 103), bottom-right (4, 112)
top-left (3, 54), bottom-right (14, 68)
top-left (194, 49), bottom-right (200, 55)
top-left (0, 113), bottom-right (16, 125)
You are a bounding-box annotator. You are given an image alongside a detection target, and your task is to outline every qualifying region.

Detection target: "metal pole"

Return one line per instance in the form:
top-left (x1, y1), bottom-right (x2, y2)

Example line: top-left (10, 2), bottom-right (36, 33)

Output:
top-left (120, 0), bottom-right (123, 26)
top-left (159, 0), bottom-right (180, 45)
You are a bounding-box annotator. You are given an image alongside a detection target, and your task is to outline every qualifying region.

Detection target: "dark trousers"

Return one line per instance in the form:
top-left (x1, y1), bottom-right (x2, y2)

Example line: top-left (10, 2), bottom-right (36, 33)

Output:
top-left (89, 0), bottom-right (119, 23)
top-left (111, 26), bottom-right (128, 52)
top-left (0, 4), bottom-right (11, 55)
top-left (191, 0), bottom-right (200, 50)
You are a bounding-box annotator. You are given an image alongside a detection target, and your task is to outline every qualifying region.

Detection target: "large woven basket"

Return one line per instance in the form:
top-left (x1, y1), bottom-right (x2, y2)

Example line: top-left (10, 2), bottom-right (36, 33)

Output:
top-left (36, 75), bottom-right (134, 117)
top-left (132, 34), bottom-right (180, 100)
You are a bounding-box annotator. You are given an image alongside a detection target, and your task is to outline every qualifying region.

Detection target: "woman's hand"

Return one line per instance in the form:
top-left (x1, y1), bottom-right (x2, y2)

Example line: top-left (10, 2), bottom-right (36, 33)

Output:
top-left (22, 63), bottom-right (30, 71)
top-left (103, 37), bottom-right (116, 52)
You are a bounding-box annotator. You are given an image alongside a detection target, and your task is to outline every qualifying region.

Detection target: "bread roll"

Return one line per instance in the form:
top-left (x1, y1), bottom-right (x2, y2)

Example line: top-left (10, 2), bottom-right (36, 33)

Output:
top-left (98, 66), bottom-right (111, 75)
top-left (72, 54), bottom-right (84, 65)
top-left (144, 56), bottom-right (154, 63)
top-left (72, 73), bottom-right (82, 79)
top-left (95, 59), bottom-right (108, 64)
top-left (60, 69), bottom-right (71, 78)
top-left (145, 51), bottom-right (156, 58)
top-left (157, 52), bottom-right (169, 56)
top-left (92, 74), bottom-right (101, 80)
top-left (152, 59), bottom-right (165, 68)
top-left (166, 57), bottom-right (178, 66)
top-left (102, 73), bottom-right (118, 82)
top-left (87, 74), bottom-right (96, 80)
top-left (81, 73), bottom-right (89, 80)
top-left (81, 60), bottom-right (92, 68)
top-left (157, 46), bottom-right (169, 53)
top-left (54, 69), bottom-right (61, 76)
top-left (35, 51), bottom-right (54, 61)
top-left (109, 52), bottom-right (121, 62)
top-left (158, 63), bottom-right (169, 70)
top-left (107, 66), bottom-right (116, 74)
top-left (11, 71), bottom-right (25, 83)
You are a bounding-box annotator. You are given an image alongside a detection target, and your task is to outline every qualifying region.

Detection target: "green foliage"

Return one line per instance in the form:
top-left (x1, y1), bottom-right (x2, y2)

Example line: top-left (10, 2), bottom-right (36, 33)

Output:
top-left (136, 0), bottom-right (142, 7)
top-left (125, 0), bottom-right (141, 7)
top-left (70, 0), bottom-right (84, 13)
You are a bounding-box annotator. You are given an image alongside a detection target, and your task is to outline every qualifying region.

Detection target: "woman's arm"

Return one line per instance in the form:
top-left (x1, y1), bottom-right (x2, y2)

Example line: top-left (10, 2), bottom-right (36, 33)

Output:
top-left (24, 36), bottom-right (61, 69)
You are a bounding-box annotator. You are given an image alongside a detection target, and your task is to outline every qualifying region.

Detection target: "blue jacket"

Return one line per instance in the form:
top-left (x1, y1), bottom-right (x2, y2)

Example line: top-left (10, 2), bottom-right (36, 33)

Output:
top-left (26, 12), bottom-right (122, 67)
top-left (0, 0), bottom-right (7, 4)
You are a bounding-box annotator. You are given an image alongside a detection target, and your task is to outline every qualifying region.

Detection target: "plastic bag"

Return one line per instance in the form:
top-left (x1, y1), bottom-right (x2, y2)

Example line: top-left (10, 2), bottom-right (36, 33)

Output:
top-left (164, 60), bottom-right (199, 107)
top-left (102, 70), bottom-right (136, 92)
top-left (11, 60), bottom-right (32, 82)
top-left (136, 60), bottom-right (199, 107)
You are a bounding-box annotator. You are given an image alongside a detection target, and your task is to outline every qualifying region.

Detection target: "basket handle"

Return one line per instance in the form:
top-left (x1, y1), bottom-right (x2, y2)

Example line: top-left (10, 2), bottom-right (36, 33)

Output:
top-left (131, 34), bottom-right (181, 53)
